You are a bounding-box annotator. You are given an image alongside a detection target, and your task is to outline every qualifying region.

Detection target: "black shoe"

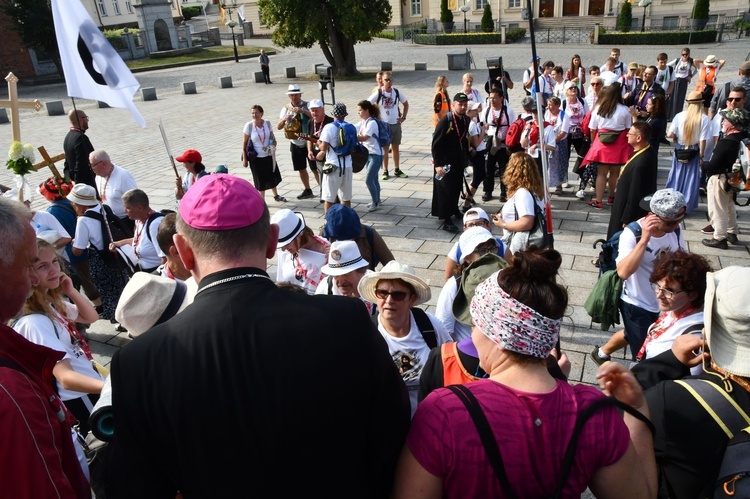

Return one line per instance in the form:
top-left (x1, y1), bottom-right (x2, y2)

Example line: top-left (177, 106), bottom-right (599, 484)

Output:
top-left (441, 221), bottom-right (458, 232)
top-left (727, 233), bottom-right (739, 245)
top-left (499, 194), bottom-right (507, 202)
top-left (481, 194), bottom-right (492, 202)
top-left (702, 238), bottom-right (728, 249)
top-left (115, 324), bottom-right (128, 333)
top-left (460, 204), bottom-right (471, 214)
top-left (297, 189), bottom-right (315, 200)
top-left (95, 305), bottom-right (104, 315)
top-left (590, 346), bottom-right (610, 366)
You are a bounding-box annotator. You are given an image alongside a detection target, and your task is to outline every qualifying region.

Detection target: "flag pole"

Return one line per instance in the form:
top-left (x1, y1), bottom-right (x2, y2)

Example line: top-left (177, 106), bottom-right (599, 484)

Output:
top-left (525, 0), bottom-right (554, 250)
top-left (158, 119), bottom-right (181, 178)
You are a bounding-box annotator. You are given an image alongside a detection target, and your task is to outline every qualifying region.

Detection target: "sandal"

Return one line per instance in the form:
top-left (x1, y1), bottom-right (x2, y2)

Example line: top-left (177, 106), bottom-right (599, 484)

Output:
top-left (274, 195), bottom-right (287, 202)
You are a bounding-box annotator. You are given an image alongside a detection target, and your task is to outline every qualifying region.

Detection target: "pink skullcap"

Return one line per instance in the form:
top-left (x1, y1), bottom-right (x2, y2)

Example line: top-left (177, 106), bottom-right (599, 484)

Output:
top-left (470, 270), bottom-right (561, 359)
top-left (180, 174), bottom-right (264, 230)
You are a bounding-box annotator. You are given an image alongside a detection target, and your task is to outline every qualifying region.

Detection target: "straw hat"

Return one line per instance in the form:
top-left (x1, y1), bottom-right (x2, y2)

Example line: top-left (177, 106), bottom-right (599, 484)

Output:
top-left (67, 184), bottom-right (98, 206)
top-left (321, 241), bottom-right (369, 276)
top-left (704, 266), bottom-right (750, 377)
top-left (703, 55), bottom-right (717, 66)
top-left (685, 91), bottom-right (704, 103)
top-left (357, 261), bottom-right (431, 306)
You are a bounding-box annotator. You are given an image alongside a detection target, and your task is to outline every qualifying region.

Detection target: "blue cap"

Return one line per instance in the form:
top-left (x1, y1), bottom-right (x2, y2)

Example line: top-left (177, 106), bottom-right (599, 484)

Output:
top-left (530, 55), bottom-right (541, 62)
top-left (322, 204), bottom-right (361, 241)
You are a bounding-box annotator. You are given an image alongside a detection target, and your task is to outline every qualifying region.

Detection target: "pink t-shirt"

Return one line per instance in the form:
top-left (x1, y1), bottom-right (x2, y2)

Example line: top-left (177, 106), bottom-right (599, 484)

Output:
top-left (407, 379), bottom-right (630, 498)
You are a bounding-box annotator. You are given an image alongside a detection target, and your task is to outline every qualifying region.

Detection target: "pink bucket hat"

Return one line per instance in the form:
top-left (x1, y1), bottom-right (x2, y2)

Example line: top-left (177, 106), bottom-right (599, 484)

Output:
top-left (179, 174), bottom-right (265, 230)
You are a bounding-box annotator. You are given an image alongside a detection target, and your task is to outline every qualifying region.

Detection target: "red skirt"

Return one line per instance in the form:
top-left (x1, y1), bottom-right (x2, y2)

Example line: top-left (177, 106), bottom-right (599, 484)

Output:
top-left (581, 128), bottom-right (633, 167)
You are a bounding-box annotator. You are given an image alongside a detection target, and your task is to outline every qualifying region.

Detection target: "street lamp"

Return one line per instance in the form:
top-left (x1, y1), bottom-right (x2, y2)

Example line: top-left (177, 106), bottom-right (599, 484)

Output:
top-left (638, 0), bottom-right (652, 32)
top-left (459, 3), bottom-right (471, 33)
top-left (221, 0), bottom-right (240, 63)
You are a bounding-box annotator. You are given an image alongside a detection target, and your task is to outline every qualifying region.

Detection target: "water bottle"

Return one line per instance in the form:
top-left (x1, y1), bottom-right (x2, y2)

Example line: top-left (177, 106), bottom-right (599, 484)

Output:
top-left (435, 164), bottom-right (451, 181)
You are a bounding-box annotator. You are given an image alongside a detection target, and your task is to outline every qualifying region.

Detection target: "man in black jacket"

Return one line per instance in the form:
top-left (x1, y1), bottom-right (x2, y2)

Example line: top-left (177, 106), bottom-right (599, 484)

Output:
top-left (63, 109), bottom-right (97, 190)
top-left (606, 122), bottom-right (658, 240)
top-left (105, 175), bottom-right (410, 498)
top-left (701, 107), bottom-right (750, 249)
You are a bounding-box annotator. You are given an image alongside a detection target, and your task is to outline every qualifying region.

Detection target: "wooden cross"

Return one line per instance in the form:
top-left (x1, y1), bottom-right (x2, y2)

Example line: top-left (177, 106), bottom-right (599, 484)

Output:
top-left (1, 72), bottom-right (42, 142)
top-left (34, 146), bottom-right (65, 179)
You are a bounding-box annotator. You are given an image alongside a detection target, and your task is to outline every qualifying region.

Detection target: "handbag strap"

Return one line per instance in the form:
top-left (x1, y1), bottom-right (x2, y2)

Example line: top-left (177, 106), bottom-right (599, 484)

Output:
top-left (447, 385), bottom-right (517, 498)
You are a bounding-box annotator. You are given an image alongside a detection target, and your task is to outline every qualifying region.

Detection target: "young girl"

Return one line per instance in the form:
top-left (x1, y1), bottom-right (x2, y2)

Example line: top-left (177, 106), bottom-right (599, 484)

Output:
top-left (14, 239), bottom-right (104, 435)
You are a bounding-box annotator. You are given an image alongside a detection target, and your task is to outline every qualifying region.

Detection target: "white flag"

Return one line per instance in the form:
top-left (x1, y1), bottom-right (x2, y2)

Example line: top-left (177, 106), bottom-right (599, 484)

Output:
top-left (237, 4), bottom-right (246, 22)
top-left (51, 0), bottom-right (146, 128)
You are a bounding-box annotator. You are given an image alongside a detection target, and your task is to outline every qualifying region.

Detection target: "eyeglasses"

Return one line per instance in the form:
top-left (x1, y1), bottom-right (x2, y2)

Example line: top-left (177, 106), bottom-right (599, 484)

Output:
top-left (658, 215), bottom-right (684, 227)
top-left (591, 83), bottom-right (602, 87)
top-left (384, 78), bottom-right (392, 82)
top-left (89, 160), bottom-right (105, 169)
top-left (727, 97), bottom-right (743, 102)
top-left (651, 283), bottom-right (685, 300)
top-left (374, 289), bottom-right (411, 301)
top-left (626, 132), bottom-right (640, 137)
top-left (681, 53), bottom-right (689, 56)
top-left (464, 220), bottom-right (489, 229)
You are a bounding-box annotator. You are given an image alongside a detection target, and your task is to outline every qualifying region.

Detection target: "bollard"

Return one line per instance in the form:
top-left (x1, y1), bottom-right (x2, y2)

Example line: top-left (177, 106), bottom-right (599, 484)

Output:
top-left (219, 76), bottom-right (233, 89)
top-left (381, 61), bottom-right (393, 71)
top-left (182, 82), bottom-right (197, 95)
top-left (46, 101), bottom-right (65, 116)
top-left (286, 67), bottom-right (296, 78)
top-left (254, 71), bottom-right (265, 83)
top-left (142, 87), bottom-right (157, 101)
top-left (414, 63), bottom-right (427, 70)
top-left (98, 101), bottom-right (110, 108)
top-left (0, 109), bottom-right (8, 124)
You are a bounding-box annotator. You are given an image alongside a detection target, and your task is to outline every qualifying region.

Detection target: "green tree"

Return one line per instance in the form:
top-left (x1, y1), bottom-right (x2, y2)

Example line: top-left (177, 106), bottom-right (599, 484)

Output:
top-left (0, 0), bottom-right (63, 76)
top-left (691, 0), bottom-right (710, 20)
top-left (258, 0), bottom-right (392, 76)
top-left (440, 0), bottom-right (454, 23)
top-left (481, 3), bottom-right (494, 32)
top-left (617, 1), bottom-right (632, 32)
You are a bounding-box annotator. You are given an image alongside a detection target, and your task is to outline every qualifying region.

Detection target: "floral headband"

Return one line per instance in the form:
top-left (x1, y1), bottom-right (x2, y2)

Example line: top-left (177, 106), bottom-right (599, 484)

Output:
top-left (470, 271), bottom-right (561, 359)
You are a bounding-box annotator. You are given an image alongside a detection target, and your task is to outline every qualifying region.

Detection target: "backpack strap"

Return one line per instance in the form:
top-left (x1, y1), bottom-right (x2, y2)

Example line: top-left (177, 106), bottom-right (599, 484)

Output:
top-left (411, 307), bottom-right (437, 349)
top-left (145, 211), bottom-right (165, 243)
top-left (680, 323), bottom-right (704, 336)
top-left (327, 275), bottom-right (334, 295)
top-left (447, 385), bottom-right (516, 498)
top-left (675, 379), bottom-right (750, 438)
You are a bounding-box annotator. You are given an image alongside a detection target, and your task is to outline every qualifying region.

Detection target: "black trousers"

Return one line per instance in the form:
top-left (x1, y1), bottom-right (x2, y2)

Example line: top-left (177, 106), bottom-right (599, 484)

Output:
top-left (261, 65), bottom-right (271, 83)
top-left (483, 148), bottom-right (509, 197)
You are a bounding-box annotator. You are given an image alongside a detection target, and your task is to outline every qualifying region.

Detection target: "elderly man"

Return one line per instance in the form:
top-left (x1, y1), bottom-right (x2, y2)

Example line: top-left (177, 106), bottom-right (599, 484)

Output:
top-left (701, 108), bottom-right (750, 249)
top-left (315, 240), bottom-right (375, 313)
top-left (431, 92), bottom-right (471, 232)
top-left (258, 49), bottom-right (272, 84)
top-left (89, 149), bottom-right (137, 229)
top-left (278, 84), bottom-right (317, 200)
top-left (63, 109), bottom-right (96, 190)
top-left (0, 197), bottom-right (90, 498)
top-left (104, 175), bottom-right (409, 497)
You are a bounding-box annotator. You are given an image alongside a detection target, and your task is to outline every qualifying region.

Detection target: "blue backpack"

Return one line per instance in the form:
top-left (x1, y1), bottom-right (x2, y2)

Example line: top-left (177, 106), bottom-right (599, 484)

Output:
top-left (332, 121), bottom-right (358, 157)
top-left (594, 222), bottom-right (681, 277)
top-left (369, 117), bottom-right (392, 148)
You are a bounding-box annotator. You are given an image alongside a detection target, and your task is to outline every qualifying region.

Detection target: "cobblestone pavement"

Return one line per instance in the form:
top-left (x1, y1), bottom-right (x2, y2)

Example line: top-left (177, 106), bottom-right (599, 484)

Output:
top-left (2, 38), bottom-right (749, 387)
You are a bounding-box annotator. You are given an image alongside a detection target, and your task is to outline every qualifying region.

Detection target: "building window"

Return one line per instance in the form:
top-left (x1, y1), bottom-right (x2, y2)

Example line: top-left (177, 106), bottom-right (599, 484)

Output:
top-left (111, 0), bottom-right (121, 15)
top-left (508, 0), bottom-right (521, 8)
top-left (411, 0), bottom-right (421, 16)
top-left (662, 16), bottom-right (678, 29)
top-left (98, 0), bottom-right (108, 16)
top-left (476, 0), bottom-right (487, 9)
top-left (125, 0), bottom-right (132, 13)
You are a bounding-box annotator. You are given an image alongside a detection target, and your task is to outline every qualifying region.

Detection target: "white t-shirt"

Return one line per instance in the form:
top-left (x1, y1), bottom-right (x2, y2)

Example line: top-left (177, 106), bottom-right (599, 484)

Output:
top-left (319, 120), bottom-right (353, 168)
top-left (482, 106), bottom-right (517, 144)
top-left (243, 120), bottom-right (275, 159)
top-left (553, 80), bottom-right (568, 100)
top-left (447, 236), bottom-right (506, 265)
top-left (589, 104), bottom-right (632, 131)
top-left (368, 88), bottom-right (407, 125)
top-left (275, 244), bottom-right (329, 294)
top-left (617, 220), bottom-right (686, 312)
top-left (73, 205), bottom-right (105, 251)
top-left (563, 98), bottom-right (589, 127)
top-left (705, 113), bottom-right (723, 161)
top-left (656, 66), bottom-right (675, 92)
top-left (600, 70), bottom-right (619, 87)
top-left (669, 112), bottom-right (712, 146)
top-left (279, 102), bottom-right (309, 147)
top-left (376, 311), bottom-right (451, 417)
top-left (522, 125), bottom-right (556, 158)
top-left (585, 93), bottom-right (598, 111)
top-left (465, 87), bottom-right (482, 105)
top-left (469, 121), bottom-right (486, 153)
top-left (500, 188), bottom-right (544, 241)
top-left (435, 276), bottom-right (472, 342)
top-left (620, 75), bottom-right (641, 97)
top-left (133, 215), bottom-right (165, 270)
top-left (673, 58), bottom-right (694, 79)
top-left (545, 110), bottom-right (571, 136)
top-left (644, 311), bottom-right (704, 360)
top-left (358, 118), bottom-right (382, 155)
top-left (96, 164), bottom-right (137, 219)
top-left (14, 303), bottom-right (103, 402)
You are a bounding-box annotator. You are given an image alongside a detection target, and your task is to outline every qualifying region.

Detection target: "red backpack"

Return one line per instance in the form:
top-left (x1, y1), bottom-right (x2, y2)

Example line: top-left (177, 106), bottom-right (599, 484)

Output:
top-left (505, 116), bottom-right (527, 152)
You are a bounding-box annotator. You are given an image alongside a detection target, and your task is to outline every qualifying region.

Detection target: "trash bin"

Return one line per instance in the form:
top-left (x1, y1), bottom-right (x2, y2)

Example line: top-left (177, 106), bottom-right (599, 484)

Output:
top-left (447, 51), bottom-right (468, 71)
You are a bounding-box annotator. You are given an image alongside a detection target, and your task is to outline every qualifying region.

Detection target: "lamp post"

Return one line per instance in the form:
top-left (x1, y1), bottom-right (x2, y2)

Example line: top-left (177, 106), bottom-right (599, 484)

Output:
top-left (460, 3), bottom-right (471, 33)
top-left (221, 0), bottom-right (240, 63)
top-left (638, 0), bottom-right (652, 32)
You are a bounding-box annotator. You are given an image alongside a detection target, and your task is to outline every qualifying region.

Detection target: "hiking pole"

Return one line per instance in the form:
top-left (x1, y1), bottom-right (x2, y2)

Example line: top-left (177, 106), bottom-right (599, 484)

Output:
top-left (158, 118), bottom-right (181, 178)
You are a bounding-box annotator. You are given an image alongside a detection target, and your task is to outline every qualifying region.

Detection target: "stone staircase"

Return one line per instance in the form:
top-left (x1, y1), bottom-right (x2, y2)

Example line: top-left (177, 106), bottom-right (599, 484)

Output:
top-left (534, 15), bottom-right (611, 29)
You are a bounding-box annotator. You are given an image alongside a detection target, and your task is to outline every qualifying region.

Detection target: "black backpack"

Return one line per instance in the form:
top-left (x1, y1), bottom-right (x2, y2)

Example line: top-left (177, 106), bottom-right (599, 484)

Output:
top-left (82, 204), bottom-right (134, 270)
top-left (371, 307), bottom-right (437, 349)
top-left (145, 209), bottom-right (175, 243)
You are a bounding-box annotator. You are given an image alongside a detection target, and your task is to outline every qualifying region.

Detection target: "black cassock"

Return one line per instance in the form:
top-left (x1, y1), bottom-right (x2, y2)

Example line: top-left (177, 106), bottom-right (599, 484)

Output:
top-left (431, 112), bottom-right (471, 221)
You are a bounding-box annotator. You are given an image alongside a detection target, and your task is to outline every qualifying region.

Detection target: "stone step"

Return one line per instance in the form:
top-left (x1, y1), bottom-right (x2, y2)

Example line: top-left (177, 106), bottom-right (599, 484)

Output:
top-left (535, 15), bottom-right (607, 29)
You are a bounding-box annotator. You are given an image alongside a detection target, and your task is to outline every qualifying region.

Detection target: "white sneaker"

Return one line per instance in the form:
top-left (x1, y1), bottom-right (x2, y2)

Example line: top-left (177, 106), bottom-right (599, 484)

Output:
top-left (367, 203), bottom-right (379, 212)
top-left (561, 183), bottom-right (569, 188)
top-left (575, 189), bottom-right (585, 199)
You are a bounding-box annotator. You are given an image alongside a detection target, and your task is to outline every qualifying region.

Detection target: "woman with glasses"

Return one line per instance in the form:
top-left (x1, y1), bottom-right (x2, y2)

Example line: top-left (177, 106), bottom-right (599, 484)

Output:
top-left (14, 239), bottom-right (104, 436)
top-left (665, 91), bottom-right (711, 214)
top-left (585, 75), bottom-right (603, 110)
top-left (358, 261), bottom-right (452, 417)
top-left (271, 209), bottom-right (330, 294)
top-left (393, 248), bottom-right (657, 499)
top-left (668, 48), bottom-right (696, 119)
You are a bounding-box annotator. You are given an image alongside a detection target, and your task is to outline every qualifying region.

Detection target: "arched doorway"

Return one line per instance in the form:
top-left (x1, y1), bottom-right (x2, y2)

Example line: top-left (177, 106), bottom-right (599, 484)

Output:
top-left (154, 19), bottom-right (172, 51)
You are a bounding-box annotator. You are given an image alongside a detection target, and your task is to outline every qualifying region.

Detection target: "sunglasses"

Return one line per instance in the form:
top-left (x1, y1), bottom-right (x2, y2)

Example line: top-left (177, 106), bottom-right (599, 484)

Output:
top-left (727, 97), bottom-right (743, 102)
top-left (658, 216), bottom-right (684, 227)
top-left (591, 83), bottom-right (602, 87)
top-left (374, 289), bottom-right (411, 301)
top-left (384, 78), bottom-right (392, 81)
